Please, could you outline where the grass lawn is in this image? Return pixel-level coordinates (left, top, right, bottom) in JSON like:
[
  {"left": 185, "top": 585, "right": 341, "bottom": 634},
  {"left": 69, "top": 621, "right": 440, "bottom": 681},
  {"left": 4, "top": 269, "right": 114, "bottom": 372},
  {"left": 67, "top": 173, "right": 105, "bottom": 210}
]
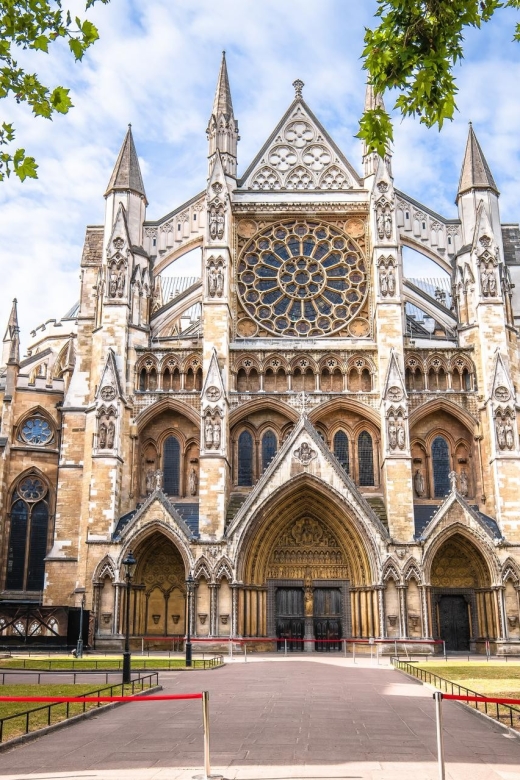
[
  {"left": 413, "top": 661, "right": 520, "bottom": 728},
  {"left": 0, "top": 682, "right": 141, "bottom": 743},
  {"left": 0, "top": 657, "right": 220, "bottom": 670}
]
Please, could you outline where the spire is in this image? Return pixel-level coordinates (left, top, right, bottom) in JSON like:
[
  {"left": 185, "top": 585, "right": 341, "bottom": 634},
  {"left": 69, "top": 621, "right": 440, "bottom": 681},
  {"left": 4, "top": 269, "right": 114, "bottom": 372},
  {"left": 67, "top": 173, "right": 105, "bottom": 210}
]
[
  {"left": 458, "top": 124, "right": 499, "bottom": 199},
  {"left": 207, "top": 52, "right": 239, "bottom": 178},
  {"left": 364, "top": 82, "right": 385, "bottom": 112},
  {"left": 211, "top": 51, "right": 234, "bottom": 119},
  {"left": 362, "top": 82, "right": 391, "bottom": 179},
  {"left": 105, "top": 125, "right": 147, "bottom": 202},
  {"left": 2, "top": 299, "right": 20, "bottom": 366}
]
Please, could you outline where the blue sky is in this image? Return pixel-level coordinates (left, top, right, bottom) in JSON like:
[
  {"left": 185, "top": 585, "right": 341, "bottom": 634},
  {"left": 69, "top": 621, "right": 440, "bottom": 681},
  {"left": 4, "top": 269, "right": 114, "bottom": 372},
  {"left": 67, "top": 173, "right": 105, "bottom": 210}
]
[{"left": 1, "top": 0, "right": 520, "bottom": 344}]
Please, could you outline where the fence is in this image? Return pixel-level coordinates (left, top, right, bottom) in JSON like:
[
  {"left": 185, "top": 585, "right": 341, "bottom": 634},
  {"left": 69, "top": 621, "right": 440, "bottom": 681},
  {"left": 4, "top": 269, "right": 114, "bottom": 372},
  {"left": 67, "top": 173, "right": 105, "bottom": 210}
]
[
  {"left": 0, "top": 671, "right": 158, "bottom": 744},
  {"left": 0, "top": 669, "right": 151, "bottom": 685},
  {"left": 0, "top": 656, "right": 223, "bottom": 671},
  {"left": 393, "top": 657, "right": 520, "bottom": 729},
  {"left": 0, "top": 687, "right": 213, "bottom": 779}
]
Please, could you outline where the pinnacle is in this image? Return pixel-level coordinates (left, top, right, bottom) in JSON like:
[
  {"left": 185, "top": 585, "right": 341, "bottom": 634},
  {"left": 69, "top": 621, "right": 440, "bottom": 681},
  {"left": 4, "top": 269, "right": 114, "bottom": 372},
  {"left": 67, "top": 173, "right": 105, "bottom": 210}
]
[
  {"left": 211, "top": 51, "right": 234, "bottom": 119},
  {"left": 364, "top": 82, "right": 385, "bottom": 112},
  {"left": 458, "top": 124, "right": 499, "bottom": 198},
  {"left": 105, "top": 125, "right": 147, "bottom": 200}
]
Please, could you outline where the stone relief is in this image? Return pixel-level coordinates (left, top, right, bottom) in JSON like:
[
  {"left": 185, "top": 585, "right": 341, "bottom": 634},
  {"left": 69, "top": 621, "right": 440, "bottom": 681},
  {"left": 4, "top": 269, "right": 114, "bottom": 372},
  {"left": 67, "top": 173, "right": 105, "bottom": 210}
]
[
  {"left": 459, "top": 469, "right": 469, "bottom": 497},
  {"left": 204, "top": 409, "right": 222, "bottom": 451},
  {"left": 207, "top": 256, "right": 225, "bottom": 298},
  {"left": 97, "top": 407, "right": 117, "bottom": 451},
  {"left": 496, "top": 411, "right": 516, "bottom": 451},
  {"left": 209, "top": 202, "right": 225, "bottom": 241},
  {"left": 293, "top": 441, "right": 317, "bottom": 465},
  {"left": 100, "top": 385, "right": 116, "bottom": 402},
  {"left": 480, "top": 261, "right": 498, "bottom": 298},
  {"left": 387, "top": 411, "right": 406, "bottom": 451},
  {"left": 378, "top": 256, "right": 396, "bottom": 298},
  {"left": 108, "top": 260, "right": 126, "bottom": 299},
  {"left": 376, "top": 198, "right": 393, "bottom": 240},
  {"left": 414, "top": 469, "right": 425, "bottom": 497},
  {"left": 188, "top": 467, "right": 198, "bottom": 496}
]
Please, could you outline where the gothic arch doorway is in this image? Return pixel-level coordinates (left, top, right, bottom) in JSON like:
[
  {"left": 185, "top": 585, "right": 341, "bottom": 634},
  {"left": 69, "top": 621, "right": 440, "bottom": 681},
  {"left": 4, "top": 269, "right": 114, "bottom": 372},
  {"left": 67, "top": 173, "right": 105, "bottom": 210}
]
[
  {"left": 126, "top": 533, "right": 187, "bottom": 637},
  {"left": 429, "top": 533, "right": 493, "bottom": 651}
]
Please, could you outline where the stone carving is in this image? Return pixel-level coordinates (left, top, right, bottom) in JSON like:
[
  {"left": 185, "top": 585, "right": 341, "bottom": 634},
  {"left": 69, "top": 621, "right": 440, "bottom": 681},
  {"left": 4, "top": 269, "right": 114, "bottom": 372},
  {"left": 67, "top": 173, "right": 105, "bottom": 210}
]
[
  {"left": 293, "top": 442, "right": 317, "bottom": 465},
  {"left": 495, "top": 386, "right": 510, "bottom": 402},
  {"left": 506, "top": 419, "right": 515, "bottom": 450},
  {"left": 99, "top": 422, "right": 107, "bottom": 449},
  {"left": 497, "top": 415, "right": 506, "bottom": 450},
  {"left": 108, "top": 262, "right": 126, "bottom": 299},
  {"left": 378, "top": 256, "right": 396, "bottom": 298},
  {"left": 388, "top": 412, "right": 406, "bottom": 451},
  {"left": 414, "top": 469, "right": 425, "bottom": 497},
  {"left": 107, "top": 421, "right": 115, "bottom": 449},
  {"left": 449, "top": 470, "right": 458, "bottom": 492},
  {"left": 204, "top": 409, "right": 222, "bottom": 451},
  {"left": 495, "top": 412, "right": 515, "bottom": 451},
  {"left": 396, "top": 418, "right": 406, "bottom": 450},
  {"left": 293, "top": 78, "right": 304, "bottom": 99},
  {"left": 204, "top": 414, "right": 214, "bottom": 449},
  {"left": 97, "top": 407, "right": 117, "bottom": 450},
  {"left": 267, "top": 517, "right": 348, "bottom": 580},
  {"left": 376, "top": 200, "right": 393, "bottom": 240},
  {"left": 387, "top": 386, "right": 403, "bottom": 402},
  {"left": 207, "top": 257, "right": 225, "bottom": 298},
  {"left": 480, "top": 262, "right": 498, "bottom": 298},
  {"left": 188, "top": 468, "right": 198, "bottom": 496},
  {"left": 209, "top": 203, "right": 225, "bottom": 241},
  {"left": 213, "top": 417, "right": 221, "bottom": 449},
  {"left": 459, "top": 469, "right": 468, "bottom": 497},
  {"left": 100, "top": 385, "right": 116, "bottom": 401},
  {"left": 145, "top": 468, "right": 156, "bottom": 494},
  {"left": 388, "top": 417, "right": 397, "bottom": 450},
  {"left": 154, "top": 470, "right": 163, "bottom": 490},
  {"left": 206, "top": 386, "right": 221, "bottom": 401}
]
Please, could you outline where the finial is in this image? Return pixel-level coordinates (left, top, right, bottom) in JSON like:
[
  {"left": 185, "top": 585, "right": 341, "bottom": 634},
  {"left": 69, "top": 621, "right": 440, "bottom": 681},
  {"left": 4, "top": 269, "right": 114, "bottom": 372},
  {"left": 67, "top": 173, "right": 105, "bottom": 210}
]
[{"left": 293, "top": 79, "right": 304, "bottom": 99}]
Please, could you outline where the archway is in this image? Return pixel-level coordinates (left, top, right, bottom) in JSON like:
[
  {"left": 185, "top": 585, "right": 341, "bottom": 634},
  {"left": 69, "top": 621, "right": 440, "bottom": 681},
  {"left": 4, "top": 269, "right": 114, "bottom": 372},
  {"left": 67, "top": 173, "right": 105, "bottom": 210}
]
[
  {"left": 126, "top": 533, "right": 187, "bottom": 638},
  {"left": 237, "top": 479, "right": 379, "bottom": 646},
  {"left": 429, "top": 533, "right": 493, "bottom": 650}
]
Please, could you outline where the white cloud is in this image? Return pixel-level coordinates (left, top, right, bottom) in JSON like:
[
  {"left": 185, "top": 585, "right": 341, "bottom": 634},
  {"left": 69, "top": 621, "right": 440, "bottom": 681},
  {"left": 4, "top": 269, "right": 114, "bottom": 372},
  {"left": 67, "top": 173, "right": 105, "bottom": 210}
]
[{"left": 1, "top": 0, "right": 519, "bottom": 345}]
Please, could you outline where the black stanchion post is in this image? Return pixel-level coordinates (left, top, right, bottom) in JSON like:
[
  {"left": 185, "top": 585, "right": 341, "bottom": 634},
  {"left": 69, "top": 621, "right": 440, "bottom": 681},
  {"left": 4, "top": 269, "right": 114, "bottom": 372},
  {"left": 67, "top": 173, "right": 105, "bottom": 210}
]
[{"left": 122, "top": 550, "right": 137, "bottom": 685}]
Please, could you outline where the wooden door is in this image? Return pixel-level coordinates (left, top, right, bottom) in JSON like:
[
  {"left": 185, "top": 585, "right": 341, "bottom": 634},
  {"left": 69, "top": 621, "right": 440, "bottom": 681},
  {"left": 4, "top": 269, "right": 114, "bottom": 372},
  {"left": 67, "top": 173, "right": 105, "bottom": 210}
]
[
  {"left": 438, "top": 595, "right": 470, "bottom": 651},
  {"left": 313, "top": 588, "right": 342, "bottom": 652},
  {"left": 275, "top": 588, "right": 304, "bottom": 652}
]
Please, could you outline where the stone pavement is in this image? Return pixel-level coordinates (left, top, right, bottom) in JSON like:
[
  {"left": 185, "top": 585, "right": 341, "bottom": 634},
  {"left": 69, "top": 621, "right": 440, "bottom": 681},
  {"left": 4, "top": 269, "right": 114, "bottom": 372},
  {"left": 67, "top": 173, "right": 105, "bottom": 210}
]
[{"left": 1, "top": 656, "right": 520, "bottom": 780}]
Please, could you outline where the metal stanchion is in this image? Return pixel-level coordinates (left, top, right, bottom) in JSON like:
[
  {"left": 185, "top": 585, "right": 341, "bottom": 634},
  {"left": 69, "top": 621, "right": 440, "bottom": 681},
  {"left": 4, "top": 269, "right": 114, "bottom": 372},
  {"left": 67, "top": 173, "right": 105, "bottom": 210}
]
[
  {"left": 142, "top": 638, "right": 144, "bottom": 656},
  {"left": 244, "top": 642, "right": 247, "bottom": 663},
  {"left": 433, "top": 691, "right": 445, "bottom": 780},
  {"left": 284, "top": 638, "right": 287, "bottom": 657},
  {"left": 202, "top": 690, "right": 211, "bottom": 780},
  {"left": 228, "top": 638, "right": 233, "bottom": 661},
  {"left": 443, "top": 640, "right": 447, "bottom": 661},
  {"left": 353, "top": 642, "right": 356, "bottom": 664},
  {"left": 344, "top": 638, "right": 347, "bottom": 657}
]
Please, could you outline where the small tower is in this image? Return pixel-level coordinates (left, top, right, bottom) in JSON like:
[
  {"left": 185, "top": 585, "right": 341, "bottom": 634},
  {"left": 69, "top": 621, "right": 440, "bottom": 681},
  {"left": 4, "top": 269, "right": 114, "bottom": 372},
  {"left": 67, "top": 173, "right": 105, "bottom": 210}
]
[
  {"left": 362, "top": 83, "right": 391, "bottom": 180},
  {"left": 457, "top": 124, "right": 501, "bottom": 247},
  {"left": 2, "top": 299, "right": 19, "bottom": 369},
  {"left": 206, "top": 52, "right": 239, "bottom": 179},
  {"left": 104, "top": 125, "right": 147, "bottom": 249}
]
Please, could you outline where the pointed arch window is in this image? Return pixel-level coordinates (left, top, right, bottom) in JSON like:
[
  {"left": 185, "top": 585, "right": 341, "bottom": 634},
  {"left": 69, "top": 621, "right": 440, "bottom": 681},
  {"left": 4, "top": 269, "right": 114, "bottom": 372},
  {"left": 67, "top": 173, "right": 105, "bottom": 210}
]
[
  {"left": 333, "top": 430, "right": 350, "bottom": 474},
  {"left": 238, "top": 430, "right": 254, "bottom": 486},
  {"left": 432, "top": 436, "right": 450, "bottom": 497},
  {"left": 358, "top": 431, "right": 374, "bottom": 486},
  {"left": 163, "top": 436, "right": 181, "bottom": 496},
  {"left": 6, "top": 476, "right": 50, "bottom": 591},
  {"left": 262, "top": 431, "right": 277, "bottom": 472}
]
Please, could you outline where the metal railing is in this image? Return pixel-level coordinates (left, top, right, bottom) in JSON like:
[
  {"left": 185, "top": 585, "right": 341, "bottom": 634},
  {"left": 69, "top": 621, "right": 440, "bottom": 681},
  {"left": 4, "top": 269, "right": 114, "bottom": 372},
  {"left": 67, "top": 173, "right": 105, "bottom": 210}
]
[
  {"left": 0, "top": 671, "right": 158, "bottom": 743},
  {"left": 0, "top": 656, "right": 223, "bottom": 671},
  {"left": 393, "top": 658, "right": 520, "bottom": 730}
]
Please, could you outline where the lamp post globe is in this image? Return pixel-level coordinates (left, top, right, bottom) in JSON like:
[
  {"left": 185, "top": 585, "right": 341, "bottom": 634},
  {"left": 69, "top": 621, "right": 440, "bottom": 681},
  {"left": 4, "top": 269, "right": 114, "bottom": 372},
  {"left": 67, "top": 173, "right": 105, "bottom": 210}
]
[
  {"left": 122, "top": 550, "right": 137, "bottom": 684},
  {"left": 185, "top": 573, "right": 194, "bottom": 667}
]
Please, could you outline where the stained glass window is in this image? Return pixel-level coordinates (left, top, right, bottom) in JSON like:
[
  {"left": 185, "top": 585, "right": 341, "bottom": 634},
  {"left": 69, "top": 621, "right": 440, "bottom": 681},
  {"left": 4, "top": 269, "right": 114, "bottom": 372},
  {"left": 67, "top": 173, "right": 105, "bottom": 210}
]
[
  {"left": 237, "top": 220, "right": 367, "bottom": 337},
  {"left": 262, "top": 431, "right": 277, "bottom": 471},
  {"left": 163, "top": 436, "right": 181, "bottom": 496},
  {"left": 432, "top": 436, "right": 450, "bottom": 497},
  {"left": 6, "top": 477, "right": 49, "bottom": 592},
  {"left": 238, "top": 430, "right": 254, "bottom": 486},
  {"left": 19, "top": 416, "right": 53, "bottom": 446},
  {"left": 333, "top": 431, "right": 350, "bottom": 474},
  {"left": 358, "top": 431, "right": 374, "bottom": 486}
]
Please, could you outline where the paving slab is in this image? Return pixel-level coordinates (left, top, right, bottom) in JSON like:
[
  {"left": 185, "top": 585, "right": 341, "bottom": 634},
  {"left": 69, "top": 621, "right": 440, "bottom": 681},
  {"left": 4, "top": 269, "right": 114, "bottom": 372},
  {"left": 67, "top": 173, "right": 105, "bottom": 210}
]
[{"left": 0, "top": 658, "right": 520, "bottom": 779}]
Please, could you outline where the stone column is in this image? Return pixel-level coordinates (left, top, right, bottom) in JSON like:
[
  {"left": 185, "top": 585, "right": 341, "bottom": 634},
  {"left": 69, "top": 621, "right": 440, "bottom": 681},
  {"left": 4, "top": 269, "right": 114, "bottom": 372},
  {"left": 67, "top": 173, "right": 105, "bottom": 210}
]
[
  {"left": 398, "top": 585, "right": 408, "bottom": 638},
  {"left": 209, "top": 583, "right": 219, "bottom": 637}
]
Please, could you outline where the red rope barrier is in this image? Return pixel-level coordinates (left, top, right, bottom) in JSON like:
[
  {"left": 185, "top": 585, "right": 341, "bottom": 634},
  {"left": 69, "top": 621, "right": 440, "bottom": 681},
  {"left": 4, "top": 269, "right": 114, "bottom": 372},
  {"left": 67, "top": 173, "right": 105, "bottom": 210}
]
[
  {"left": 0, "top": 694, "right": 203, "bottom": 703},
  {"left": 442, "top": 694, "right": 520, "bottom": 706},
  {"left": 142, "top": 636, "right": 443, "bottom": 644}
]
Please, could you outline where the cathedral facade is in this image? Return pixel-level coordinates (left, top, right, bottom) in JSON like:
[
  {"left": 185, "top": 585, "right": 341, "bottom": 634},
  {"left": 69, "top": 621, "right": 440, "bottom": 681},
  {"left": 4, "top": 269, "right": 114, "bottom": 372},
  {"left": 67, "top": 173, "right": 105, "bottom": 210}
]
[{"left": 2, "top": 55, "right": 520, "bottom": 652}]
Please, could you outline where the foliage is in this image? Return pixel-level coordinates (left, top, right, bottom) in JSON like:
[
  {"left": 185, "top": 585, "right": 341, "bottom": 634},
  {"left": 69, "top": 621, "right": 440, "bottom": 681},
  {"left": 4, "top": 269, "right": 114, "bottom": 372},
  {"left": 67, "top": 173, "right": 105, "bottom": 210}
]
[
  {"left": 0, "top": 0, "right": 109, "bottom": 182},
  {"left": 359, "top": 0, "right": 520, "bottom": 156}
]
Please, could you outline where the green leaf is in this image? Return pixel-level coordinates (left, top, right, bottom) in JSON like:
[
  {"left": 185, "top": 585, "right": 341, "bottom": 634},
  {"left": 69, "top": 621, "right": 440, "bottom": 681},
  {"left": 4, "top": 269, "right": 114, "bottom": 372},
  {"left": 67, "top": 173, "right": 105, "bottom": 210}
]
[
  {"left": 32, "top": 35, "right": 50, "bottom": 53},
  {"left": 69, "top": 38, "right": 84, "bottom": 60},
  {"left": 50, "top": 86, "right": 73, "bottom": 114},
  {"left": 13, "top": 150, "right": 38, "bottom": 181}
]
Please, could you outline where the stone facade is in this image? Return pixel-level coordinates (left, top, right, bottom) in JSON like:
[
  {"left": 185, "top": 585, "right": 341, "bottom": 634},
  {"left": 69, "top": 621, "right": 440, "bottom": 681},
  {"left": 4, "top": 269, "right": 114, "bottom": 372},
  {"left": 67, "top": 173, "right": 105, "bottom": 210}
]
[{"left": 2, "top": 57, "right": 520, "bottom": 652}]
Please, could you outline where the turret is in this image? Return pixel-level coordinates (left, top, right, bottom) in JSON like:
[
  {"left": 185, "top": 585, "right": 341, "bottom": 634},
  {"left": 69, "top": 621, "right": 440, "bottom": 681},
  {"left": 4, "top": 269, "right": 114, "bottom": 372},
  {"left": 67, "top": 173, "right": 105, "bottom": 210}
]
[
  {"left": 206, "top": 52, "right": 239, "bottom": 179},
  {"left": 2, "top": 299, "right": 20, "bottom": 368},
  {"left": 457, "top": 124, "right": 501, "bottom": 247},
  {"left": 104, "top": 125, "right": 147, "bottom": 249}
]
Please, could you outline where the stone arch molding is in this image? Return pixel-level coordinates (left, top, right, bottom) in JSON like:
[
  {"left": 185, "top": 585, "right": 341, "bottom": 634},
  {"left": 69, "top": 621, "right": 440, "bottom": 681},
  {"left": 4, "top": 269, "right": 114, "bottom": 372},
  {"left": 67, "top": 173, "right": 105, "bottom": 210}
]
[
  {"left": 93, "top": 555, "right": 117, "bottom": 584},
  {"left": 422, "top": 522, "right": 501, "bottom": 587},
  {"left": 117, "top": 514, "right": 194, "bottom": 577}
]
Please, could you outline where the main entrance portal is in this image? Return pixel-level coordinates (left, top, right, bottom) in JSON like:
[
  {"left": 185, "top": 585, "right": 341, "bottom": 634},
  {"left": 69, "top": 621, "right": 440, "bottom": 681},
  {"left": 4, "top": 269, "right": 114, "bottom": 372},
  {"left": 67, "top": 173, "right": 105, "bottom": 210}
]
[{"left": 275, "top": 585, "right": 343, "bottom": 652}]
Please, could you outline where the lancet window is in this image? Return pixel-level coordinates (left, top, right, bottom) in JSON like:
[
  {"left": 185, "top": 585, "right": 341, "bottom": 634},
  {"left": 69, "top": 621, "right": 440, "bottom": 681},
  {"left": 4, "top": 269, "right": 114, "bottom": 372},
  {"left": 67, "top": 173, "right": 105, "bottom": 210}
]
[
  {"left": 238, "top": 431, "right": 254, "bottom": 487},
  {"left": 432, "top": 436, "right": 451, "bottom": 497},
  {"left": 5, "top": 476, "right": 50, "bottom": 592},
  {"left": 163, "top": 436, "right": 181, "bottom": 496},
  {"left": 333, "top": 430, "right": 350, "bottom": 474},
  {"left": 262, "top": 431, "right": 278, "bottom": 471},
  {"left": 358, "top": 431, "right": 375, "bottom": 486}
]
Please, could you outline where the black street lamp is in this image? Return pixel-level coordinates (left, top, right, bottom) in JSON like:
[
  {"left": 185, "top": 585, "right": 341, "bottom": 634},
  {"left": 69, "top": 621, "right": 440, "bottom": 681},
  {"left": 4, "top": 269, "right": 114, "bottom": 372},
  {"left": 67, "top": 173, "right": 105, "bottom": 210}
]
[
  {"left": 185, "top": 573, "right": 194, "bottom": 667},
  {"left": 122, "top": 550, "right": 137, "bottom": 684}
]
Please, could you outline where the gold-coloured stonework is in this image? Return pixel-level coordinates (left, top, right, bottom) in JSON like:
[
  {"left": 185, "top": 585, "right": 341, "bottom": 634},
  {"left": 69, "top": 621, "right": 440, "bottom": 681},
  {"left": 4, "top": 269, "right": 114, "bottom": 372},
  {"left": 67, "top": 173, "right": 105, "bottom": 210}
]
[{"left": 266, "top": 517, "right": 349, "bottom": 580}]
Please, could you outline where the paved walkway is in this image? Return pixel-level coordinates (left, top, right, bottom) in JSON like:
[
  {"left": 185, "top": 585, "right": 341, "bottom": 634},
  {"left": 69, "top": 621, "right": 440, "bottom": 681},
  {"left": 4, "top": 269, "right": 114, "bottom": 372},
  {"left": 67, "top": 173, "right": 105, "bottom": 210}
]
[{"left": 1, "top": 657, "right": 520, "bottom": 780}]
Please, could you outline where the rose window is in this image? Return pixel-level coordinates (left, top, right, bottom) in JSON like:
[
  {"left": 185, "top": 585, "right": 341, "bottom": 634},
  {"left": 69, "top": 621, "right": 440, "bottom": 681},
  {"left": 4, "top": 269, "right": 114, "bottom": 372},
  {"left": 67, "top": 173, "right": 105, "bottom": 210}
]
[
  {"left": 19, "top": 416, "right": 53, "bottom": 446},
  {"left": 237, "top": 220, "right": 368, "bottom": 337}
]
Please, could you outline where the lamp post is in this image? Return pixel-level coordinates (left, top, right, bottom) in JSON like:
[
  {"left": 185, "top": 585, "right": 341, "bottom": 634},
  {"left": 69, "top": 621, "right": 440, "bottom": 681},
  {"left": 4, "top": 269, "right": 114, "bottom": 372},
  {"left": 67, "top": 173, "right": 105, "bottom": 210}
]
[
  {"left": 122, "top": 550, "right": 136, "bottom": 684},
  {"left": 76, "top": 594, "right": 85, "bottom": 658},
  {"left": 185, "top": 573, "right": 194, "bottom": 667}
]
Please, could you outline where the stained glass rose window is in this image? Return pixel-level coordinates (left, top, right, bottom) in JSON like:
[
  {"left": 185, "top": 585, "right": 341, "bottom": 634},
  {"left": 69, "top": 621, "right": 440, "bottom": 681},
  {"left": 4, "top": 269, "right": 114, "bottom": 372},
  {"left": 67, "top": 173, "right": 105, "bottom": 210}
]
[
  {"left": 19, "top": 416, "right": 53, "bottom": 446},
  {"left": 237, "top": 220, "right": 367, "bottom": 337}
]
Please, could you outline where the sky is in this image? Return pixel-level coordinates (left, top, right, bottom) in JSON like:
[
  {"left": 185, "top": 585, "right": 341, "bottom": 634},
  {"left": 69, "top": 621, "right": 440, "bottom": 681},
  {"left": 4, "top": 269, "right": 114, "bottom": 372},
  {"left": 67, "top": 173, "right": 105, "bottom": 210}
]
[{"left": 1, "top": 0, "right": 520, "bottom": 347}]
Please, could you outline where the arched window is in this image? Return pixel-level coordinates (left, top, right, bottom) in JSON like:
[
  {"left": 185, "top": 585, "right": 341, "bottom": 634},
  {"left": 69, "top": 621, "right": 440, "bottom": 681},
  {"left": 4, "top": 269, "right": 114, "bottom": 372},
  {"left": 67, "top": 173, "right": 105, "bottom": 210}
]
[
  {"left": 432, "top": 436, "right": 450, "bottom": 497},
  {"left": 358, "top": 432, "right": 375, "bottom": 486},
  {"left": 238, "top": 430, "right": 253, "bottom": 486},
  {"left": 139, "top": 368, "right": 146, "bottom": 391},
  {"left": 360, "top": 368, "right": 371, "bottom": 391},
  {"left": 262, "top": 431, "right": 277, "bottom": 471},
  {"left": 237, "top": 368, "right": 247, "bottom": 392},
  {"left": 185, "top": 368, "right": 195, "bottom": 391},
  {"left": 6, "top": 476, "right": 50, "bottom": 592},
  {"left": 148, "top": 368, "right": 157, "bottom": 391},
  {"left": 163, "top": 436, "right": 181, "bottom": 496},
  {"left": 195, "top": 368, "right": 203, "bottom": 391},
  {"left": 333, "top": 431, "right": 350, "bottom": 474}
]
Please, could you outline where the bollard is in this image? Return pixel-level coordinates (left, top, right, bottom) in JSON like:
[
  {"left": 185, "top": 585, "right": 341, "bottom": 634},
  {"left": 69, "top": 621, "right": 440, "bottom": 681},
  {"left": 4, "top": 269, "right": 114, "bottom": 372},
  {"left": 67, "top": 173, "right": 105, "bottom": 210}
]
[
  {"left": 202, "top": 690, "right": 211, "bottom": 780},
  {"left": 284, "top": 638, "right": 287, "bottom": 657},
  {"left": 244, "top": 642, "right": 247, "bottom": 663},
  {"left": 344, "top": 638, "right": 347, "bottom": 657},
  {"left": 353, "top": 643, "right": 356, "bottom": 664},
  {"left": 433, "top": 691, "right": 445, "bottom": 780}
]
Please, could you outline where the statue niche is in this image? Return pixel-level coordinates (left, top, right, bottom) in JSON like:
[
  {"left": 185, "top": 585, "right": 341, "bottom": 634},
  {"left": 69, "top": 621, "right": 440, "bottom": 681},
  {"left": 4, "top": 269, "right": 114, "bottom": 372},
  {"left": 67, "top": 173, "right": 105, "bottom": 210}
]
[
  {"left": 267, "top": 517, "right": 348, "bottom": 580},
  {"left": 97, "top": 406, "right": 117, "bottom": 451}
]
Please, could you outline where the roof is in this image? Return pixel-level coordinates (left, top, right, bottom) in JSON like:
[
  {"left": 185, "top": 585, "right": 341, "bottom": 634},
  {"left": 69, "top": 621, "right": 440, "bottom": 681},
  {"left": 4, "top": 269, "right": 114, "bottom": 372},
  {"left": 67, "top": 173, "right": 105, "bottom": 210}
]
[
  {"left": 105, "top": 126, "right": 147, "bottom": 200},
  {"left": 458, "top": 125, "right": 499, "bottom": 198},
  {"left": 502, "top": 225, "right": 520, "bottom": 265}
]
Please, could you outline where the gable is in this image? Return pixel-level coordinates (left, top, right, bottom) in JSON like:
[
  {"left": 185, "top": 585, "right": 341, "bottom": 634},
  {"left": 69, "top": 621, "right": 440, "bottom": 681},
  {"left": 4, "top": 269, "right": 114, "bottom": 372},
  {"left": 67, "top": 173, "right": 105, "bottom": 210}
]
[{"left": 239, "top": 99, "right": 362, "bottom": 192}]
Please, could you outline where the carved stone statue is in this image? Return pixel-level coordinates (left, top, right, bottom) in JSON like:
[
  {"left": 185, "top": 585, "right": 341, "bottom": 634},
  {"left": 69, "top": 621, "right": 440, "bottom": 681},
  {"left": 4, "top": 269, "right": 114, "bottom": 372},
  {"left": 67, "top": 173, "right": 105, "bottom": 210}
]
[
  {"left": 109, "top": 272, "right": 118, "bottom": 298},
  {"left": 414, "top": 469, "right": 425, "bottom": 497},
  {"left": 459, "top": 469, "right": 468, "bottom": 497},
  {"left": 505, "top": 419, "right": 515, "bottom": 450},
  {"left": 396, "top": 418, "right": 406, "bottom": 450},
  {"left": 212, "top": 417, "right": 221, "bottom": 449},
  {"left": 481, "top": 264, "right": 490, "bottom": 297},
  {"left": 145, "top": 468, "right": 155, "bottom": 494},
  {"left": 209, "top": 209, "right": 218, "bottom": 240},
  {"left": 379, "top": 267, "right": 388, "bottom": 297},
  {"left": 497, "top": 417, "right": 506, "bottom": 450},
  {"left": 154, "top": 470, "right": 163, "bottom": 490},
  {"left": 376, "top": 207, "right": 385, "bottom": 240},
  {"left": 208, "top": 265, "right": 217, "bottom": 297},
  {"left": 188, "top": 467, "right": 198, "bottom": 496},
  {"left": 449, "top": 470, "right": 458, "bottom": 493},
  {"left": 387, "top": 266, "right": 396, "bottom": 296},
  {"left": 216, "top": 210, "right": 225, "bottom": 240},
  {"left": 204, "top": 415, "right": 214, "bottom": 448},
  {"left": 388, "top": 418, "right": 397, "bottom": 450},
  {"left": 216, "top": 265, "right": 224, "bottom": 297},
  {"left": 304, "top": 586, "right": 314, "bottom": 617},
  {"left": 116, "top": 270, "right": 125, "bottom": 298},
  {"left": 99, "top": 422, "right": 107, "bottom": 449},
  {"left": 106, "top": 420, "right": 115, "bottom": 449},
  {"left": 384, "top": 208, "right": 392, "bottom": 239},
  {"left": 488, "top": 267, "right": 497, "bottom": 297}
]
